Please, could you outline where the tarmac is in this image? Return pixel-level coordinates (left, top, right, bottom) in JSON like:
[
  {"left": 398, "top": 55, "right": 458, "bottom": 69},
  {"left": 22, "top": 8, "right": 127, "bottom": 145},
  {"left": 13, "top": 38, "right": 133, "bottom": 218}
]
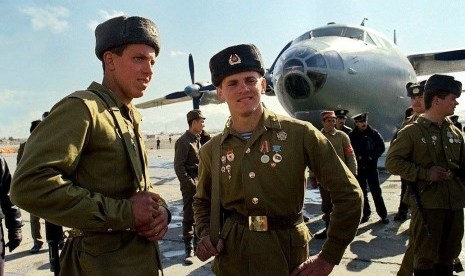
[{"left": 2, "top": 148, "right": 465, "bottom": 275}]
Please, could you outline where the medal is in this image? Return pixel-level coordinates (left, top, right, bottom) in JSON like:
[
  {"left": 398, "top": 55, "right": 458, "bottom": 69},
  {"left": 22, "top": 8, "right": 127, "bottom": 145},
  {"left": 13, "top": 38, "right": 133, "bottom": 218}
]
[
  {"left": 260, "top": 140, "right": 271, "bottom": 164},
  {"left": 225, "top": 164, "right": 231, "bottom": 179},
  {"left": 221, "top": 155, "right": 227, "bottom": 164},
  {"left": 272, "top": 145, "right": 282, "bottom": 163},
  {"left": 450, "top": 138, "right": 454, "bottom": 143},
  {"left": 261, "top": 155, "right": 270, "bottom": 163},
  {"left": 276, "top": 130, "right": 287, "bottom": 141},
  {"left": 226, "top": 150, "right": 235, "bottom": 162}
]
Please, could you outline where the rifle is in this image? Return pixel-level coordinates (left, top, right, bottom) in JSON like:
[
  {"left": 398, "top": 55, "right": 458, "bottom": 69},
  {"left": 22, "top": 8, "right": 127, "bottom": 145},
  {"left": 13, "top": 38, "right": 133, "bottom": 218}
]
[
  {"left": 45, "top": 221, "right": 63, "bottom": 276},
  {"left": 405, "top": 180, "right": 432, "bottom": 237}
]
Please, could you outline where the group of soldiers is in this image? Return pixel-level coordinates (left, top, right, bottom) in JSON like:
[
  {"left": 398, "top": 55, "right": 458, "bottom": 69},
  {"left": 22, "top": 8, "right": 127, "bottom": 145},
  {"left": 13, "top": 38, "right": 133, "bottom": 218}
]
[{"left": 1, "top": 13, "right": 464, "bottom": 276}]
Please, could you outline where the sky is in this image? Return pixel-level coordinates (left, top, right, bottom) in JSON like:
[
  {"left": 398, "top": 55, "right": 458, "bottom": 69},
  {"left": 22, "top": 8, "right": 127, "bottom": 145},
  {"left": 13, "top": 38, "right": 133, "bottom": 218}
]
[{"left": 2, "top": 0, "right": 465, "bottom": 138}]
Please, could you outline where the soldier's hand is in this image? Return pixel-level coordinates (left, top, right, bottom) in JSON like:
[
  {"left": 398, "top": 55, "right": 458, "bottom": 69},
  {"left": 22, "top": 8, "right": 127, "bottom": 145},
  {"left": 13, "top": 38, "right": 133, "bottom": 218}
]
[
  {"left": 6, "top": 229, "right": 22, "bottom": 252},
  {"left": 429, "top": 166, "right": 448, "bottom": 181},
  {"left": 196, "top": 235, "right": 224, "bottom": 261},
  {"left": 130, "top": 191, "right": 160, "bottom": 228},
  {"left": 136, "top": 206, "right": 169, "bottom": 241},
  {"left": 290, "top": 254, "right": 334, "bottom": 276}
]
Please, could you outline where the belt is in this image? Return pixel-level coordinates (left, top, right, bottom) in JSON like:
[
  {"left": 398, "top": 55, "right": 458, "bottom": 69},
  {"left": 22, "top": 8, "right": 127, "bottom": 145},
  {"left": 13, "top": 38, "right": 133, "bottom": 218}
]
[
  {"left": 225, "top": 211, "right": 303, "bottom": 231},
  {"left": 65, "top": 228, "right": 135, "bottom": 238}
]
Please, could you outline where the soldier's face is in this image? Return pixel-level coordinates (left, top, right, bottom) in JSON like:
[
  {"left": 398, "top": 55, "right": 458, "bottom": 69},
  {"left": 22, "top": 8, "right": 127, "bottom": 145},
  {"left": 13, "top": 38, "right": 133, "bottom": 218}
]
[
  {"left": 192, "top": 118, "right": 205, "bottom": 134},
  {"left": 410, "top": 94, "right": 425, "bottom": 114},
  {"left": 217, "top": 71, "right": 265, "bottom": 118},
  {"left": 336, "top": 117, "right": 346, "bottom": 128},
  {"left": 105, "top": 44, "right": 156, "bottom": 104},
  {"left": 437, "top": 94, "right": 459, "bottom": 116},
  {"left": 355, "top": 120, "right": 367, "bottom": 130},
  {"left": 323, "top": 118, "right": 336, "bottom": 131}
]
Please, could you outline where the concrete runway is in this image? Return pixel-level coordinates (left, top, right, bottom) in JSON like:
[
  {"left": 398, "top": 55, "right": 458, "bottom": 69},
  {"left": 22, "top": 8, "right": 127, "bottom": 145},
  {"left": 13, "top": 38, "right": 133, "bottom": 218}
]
[{"left": 2, "top": 149, "right": 464, "bottom": 275}]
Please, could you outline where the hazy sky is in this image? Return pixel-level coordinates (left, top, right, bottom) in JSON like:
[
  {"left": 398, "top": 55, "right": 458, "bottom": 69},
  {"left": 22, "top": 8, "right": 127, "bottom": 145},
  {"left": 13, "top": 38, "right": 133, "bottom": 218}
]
[{"left": 2, "top": 0, "right": 465, "bottom": 138}]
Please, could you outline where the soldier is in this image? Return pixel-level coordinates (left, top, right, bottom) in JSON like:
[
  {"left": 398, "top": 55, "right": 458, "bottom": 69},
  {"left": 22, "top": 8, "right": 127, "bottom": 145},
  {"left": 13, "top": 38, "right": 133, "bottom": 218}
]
[
  {"left": 193, "top": 44, "right": 363, "bottom": 275},
  {"left": 11, "top": 16, "right": 170, "bottom": 275},
  {"left": 349, "top": 112, "right": 389, "bottom": 224},
  {"left": 174, "top": 109, "right": 205, "bottom": 265},
  {"left": 334, "top": 109, "right": 352, "bottom": 134},
  {"left": 394, "top": 81, "right": 426, "bottom": 222},
  {"left": 312, "top": 111, "right": 357, "bottom": 239},
  {"left": 386, "top": 74, "right": 464, "bottom": 275},
  {"left": 0, "top": 156, "right": 23, "bottom": 276}
]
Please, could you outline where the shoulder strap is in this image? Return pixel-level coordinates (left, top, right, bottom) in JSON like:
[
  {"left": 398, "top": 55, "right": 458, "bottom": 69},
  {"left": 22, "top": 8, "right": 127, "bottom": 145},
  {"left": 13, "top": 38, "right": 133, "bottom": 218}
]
[
  {"left": 88, "top": 90, "right": 147, "bottom": 190},
  {"left": 209, "top": 135, "right": 222, "bottom": 246}
]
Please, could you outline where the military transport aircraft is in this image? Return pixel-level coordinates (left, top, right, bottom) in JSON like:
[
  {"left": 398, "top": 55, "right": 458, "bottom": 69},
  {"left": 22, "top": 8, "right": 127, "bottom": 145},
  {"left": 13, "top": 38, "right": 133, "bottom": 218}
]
[{"left": 135, "top": 22, "right": 465, "bottom": 138}]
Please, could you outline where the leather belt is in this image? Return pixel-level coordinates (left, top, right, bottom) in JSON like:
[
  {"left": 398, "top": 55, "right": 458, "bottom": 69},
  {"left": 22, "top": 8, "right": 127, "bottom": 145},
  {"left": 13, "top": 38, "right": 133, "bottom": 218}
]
[{"left": 225, "top": 211, "right": 303, "bottom": 231}]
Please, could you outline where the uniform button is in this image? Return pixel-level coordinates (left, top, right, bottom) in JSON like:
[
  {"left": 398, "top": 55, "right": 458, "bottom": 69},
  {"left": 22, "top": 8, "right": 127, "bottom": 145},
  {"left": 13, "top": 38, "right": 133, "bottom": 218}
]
[
  {"left": 245, "top": 148, "right": 251, "bottom": 153},
  {"left": 249, "top": 172, "right": 256, "bottom": 178},
  {"left": 107, "top": 228, "right": 113, "bottom": 232},
  {"left": 252, "top": 197, "right": 259, "bottom": 204}
]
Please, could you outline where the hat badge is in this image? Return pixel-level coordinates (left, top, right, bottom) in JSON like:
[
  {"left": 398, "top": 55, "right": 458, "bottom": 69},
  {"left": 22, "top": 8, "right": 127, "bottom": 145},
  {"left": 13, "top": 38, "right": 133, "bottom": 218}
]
[
  {"left": 413, "top": 88, "right": 419, "bottom": 95},
  {"left": 229, "top": 54, "right": 241, "bottom": 65},
  {"left": 148, "top": 25, "right": 158, "bottom": 37}
]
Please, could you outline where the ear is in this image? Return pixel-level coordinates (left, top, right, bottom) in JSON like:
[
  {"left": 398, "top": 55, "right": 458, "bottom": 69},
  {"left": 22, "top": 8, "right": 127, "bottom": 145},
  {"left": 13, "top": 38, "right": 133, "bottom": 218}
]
[
  {"left": 217, "top": 86, "right": 225, "bottom": 101},
  {"left": 261, "top": 77, "right": 266, "bottom": 94},
  {"left": 102, "top": 51, "right": 115, "bottom": 71}
]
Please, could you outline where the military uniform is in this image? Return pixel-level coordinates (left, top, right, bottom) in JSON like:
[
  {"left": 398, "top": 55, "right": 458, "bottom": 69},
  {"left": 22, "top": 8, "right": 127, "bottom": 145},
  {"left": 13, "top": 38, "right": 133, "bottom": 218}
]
[
  {"left": 194, "top": 109, "right": 362, "bottom": 275},
  {"left": 174, "top": 130, "right": 201, "bottom": 253},
  {"left": 349, "top": 122, "right": 388, "bottom": 221},
  {"left": 386, "top": 115, "right": 465, "bottom": 269},
  {"left": 11, "top": 82, "right": 168, "bottom": 275}
]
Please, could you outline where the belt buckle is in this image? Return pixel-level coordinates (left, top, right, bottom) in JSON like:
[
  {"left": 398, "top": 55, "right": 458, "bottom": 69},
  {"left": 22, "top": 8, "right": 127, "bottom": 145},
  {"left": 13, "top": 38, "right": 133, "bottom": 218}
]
[
  {"left": 248, "top": 216, "right": 268, "bottom": 231},
  {"left": 446, "top": 170, "right": 453, "bottom": 180},
  {"left": 65, "top": 229, "right": 84, "bottom": 238}
]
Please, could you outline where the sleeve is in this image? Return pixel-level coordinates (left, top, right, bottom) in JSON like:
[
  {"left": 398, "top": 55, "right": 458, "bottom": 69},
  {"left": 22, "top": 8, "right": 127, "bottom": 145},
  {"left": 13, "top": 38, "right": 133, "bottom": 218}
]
[
  {"left": 342, "top": 134, "right": 357, "bottom": 175},
  {"left": 193, "top": 142, "right": 214, "bottom": 239},
  {"left": 0, "top": 157, "right": 23, "bottom": 231},
  {"left": 304, "top": 125, "right": 363, "bottom": 265},
  {"left": 373, "top": 130, "right": 386, "bottom": 158},
  {"left": 10, "top": 97, "right": 135, "bottom": 231},
  {"left": 174, "top": 138, "right": 195, "bottom": 185},
  {"left": 385, "top": 128, "right": 430, "bottom": 183}
]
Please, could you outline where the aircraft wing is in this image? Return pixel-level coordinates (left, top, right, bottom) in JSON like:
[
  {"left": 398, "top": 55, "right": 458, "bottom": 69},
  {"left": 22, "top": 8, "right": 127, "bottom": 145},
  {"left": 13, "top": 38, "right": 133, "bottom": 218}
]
[
  {"left": 135, "top": 93, "right": 191, "bottom": 109},
  {"left": 407, "top": 49, "right": 465, "bottom": 76}
]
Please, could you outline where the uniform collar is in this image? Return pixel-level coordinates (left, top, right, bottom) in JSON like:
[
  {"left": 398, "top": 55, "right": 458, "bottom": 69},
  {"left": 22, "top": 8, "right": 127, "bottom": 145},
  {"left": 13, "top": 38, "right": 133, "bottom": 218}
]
[
  {"left": 88, "top": 81, "right": 142, "bottom": 122},
  {"left": 321, "top": 128, "right": 337, "bottom": 135},
  {"left": 220, "top": 108, "right": 282, "bottom": 144},
  {"left": 417, "top": 115, "right": 452, "bottom": 128}
]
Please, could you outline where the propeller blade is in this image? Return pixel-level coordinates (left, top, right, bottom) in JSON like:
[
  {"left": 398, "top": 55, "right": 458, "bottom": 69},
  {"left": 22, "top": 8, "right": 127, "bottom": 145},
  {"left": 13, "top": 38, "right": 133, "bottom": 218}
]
[
  {"left": 189, "top": 54, "right": 195, "bottom": 84},
  {"left": 166, "top": 91, "right": 187, "bottom": 100},
  {"left": 193, "top": 97, "right": 200, "bottom": 109}
]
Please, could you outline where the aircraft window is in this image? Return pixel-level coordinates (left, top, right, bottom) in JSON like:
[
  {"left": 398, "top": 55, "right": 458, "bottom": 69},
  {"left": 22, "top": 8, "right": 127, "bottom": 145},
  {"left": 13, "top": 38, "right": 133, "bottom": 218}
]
[
  {"left": 344, "top": 28, "right": 364, "bottom": 41},
  {"left": 364, "top": 33, "right": 376, "bottom": 45},
  {"left": 324, "top": 51, "right": 344, "bottom": 70},
  {"left": 305, "top": 54, "right": 326, "bottom": 68},
  {"left": 311, "top": 27, "right": 344, "bottom": 37}
]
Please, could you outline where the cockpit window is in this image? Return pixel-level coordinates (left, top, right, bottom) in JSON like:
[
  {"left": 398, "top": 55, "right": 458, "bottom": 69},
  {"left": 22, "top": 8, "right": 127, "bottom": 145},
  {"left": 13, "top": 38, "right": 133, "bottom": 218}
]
[
  {"left": 305, "top": 54, "right": 326, "bottom": 68},
  {"left": 310, "top": 26, "right": 376, "bottom": 46}
]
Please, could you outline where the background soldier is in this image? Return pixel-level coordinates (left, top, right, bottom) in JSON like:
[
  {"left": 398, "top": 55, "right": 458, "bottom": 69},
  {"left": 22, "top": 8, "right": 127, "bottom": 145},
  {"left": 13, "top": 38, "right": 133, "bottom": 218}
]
[
  {"left": 386, "top": 74, "right": 464, "bottom": 275},
  {"left": 313, "top": 111, "right": 357, "bottom": 239},
  {"left": 349, "top": 112, "right": 389, "bottom": 224},
  {"left": 334, "top": 109, "right": 352, "bottom": 134},
  {"left": 174, "top": 109, "right": 205, "bottom": 265}
]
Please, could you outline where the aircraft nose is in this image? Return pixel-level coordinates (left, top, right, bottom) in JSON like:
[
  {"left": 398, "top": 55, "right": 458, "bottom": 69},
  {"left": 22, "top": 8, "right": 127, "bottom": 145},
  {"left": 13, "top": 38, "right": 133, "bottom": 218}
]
[{"left": 272, "top": 43, "right": 330, "bottom": 99}]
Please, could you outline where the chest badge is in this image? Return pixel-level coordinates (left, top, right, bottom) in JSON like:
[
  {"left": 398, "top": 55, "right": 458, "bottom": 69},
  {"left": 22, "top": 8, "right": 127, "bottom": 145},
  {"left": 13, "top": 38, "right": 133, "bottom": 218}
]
[
  {"left": 276, "top": 130, "right": 287, "bottom": 141},
  {"left": 259, "top": 140, "right": 271, "bottom": 164},
  {"left": 272, "top": 145, "right": 282, "bottom": 163}
]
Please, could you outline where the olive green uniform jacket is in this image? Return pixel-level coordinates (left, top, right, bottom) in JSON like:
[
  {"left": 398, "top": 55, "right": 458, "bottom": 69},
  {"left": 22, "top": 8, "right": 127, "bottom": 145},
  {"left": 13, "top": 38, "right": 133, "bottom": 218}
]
[
  {"left": 193, "top": 109, "right": 363, "bottom": 275},
  {"left": 386, "top": 115, "right": 465, "bottom": 209},
  {"left": 11, "top": 82, "right": 168, "bottom": 276},
  {"left": 321, "top": 129, "right": 357, "bottom": 175}
]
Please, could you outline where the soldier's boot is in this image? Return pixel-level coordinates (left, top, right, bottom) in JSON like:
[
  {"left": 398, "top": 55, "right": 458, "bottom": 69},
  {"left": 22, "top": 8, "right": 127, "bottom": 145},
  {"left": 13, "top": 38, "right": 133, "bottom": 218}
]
[
  {"left": 184, "top": 240, "right": 194, "bottom": 265},
  {"left": 394, "top": 210, "right": 408, "bottom": 221},
  {"left": 413, "top": 269, "right": 433, "bottom": 276},
  {"left": 433, "top": 264, "right": 453, "bottom": 276}
]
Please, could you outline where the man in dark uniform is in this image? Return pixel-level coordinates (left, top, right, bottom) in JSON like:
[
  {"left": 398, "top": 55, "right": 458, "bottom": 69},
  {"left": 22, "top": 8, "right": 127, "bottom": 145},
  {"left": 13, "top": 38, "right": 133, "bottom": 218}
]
[
  {"left": 11, "top": 16, "right": 170, "bottom": 275},
  {"left": 349, "top": 112, "right": 389, "bottom": 224},
  {"left": 174, "top": 109, "right": 205, "bottom": 265},
  {"left": 193, "top": 44, "right": 363, "bottom": 275},
  {"left": 0, "top": 156, "right": 23, "bottom": 275},
  {"left": 386, "top": 74, "right": 464, "bottom": 275},
  {"left": 335, "top": 109, "right": 352, "bottom": 134}
]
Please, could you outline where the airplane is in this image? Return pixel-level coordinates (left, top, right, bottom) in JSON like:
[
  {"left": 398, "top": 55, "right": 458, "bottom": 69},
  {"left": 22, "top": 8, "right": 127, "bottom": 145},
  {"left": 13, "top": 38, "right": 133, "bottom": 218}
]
[{"left": 135, "top": 21, "right": 465, "bottom": 138}]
